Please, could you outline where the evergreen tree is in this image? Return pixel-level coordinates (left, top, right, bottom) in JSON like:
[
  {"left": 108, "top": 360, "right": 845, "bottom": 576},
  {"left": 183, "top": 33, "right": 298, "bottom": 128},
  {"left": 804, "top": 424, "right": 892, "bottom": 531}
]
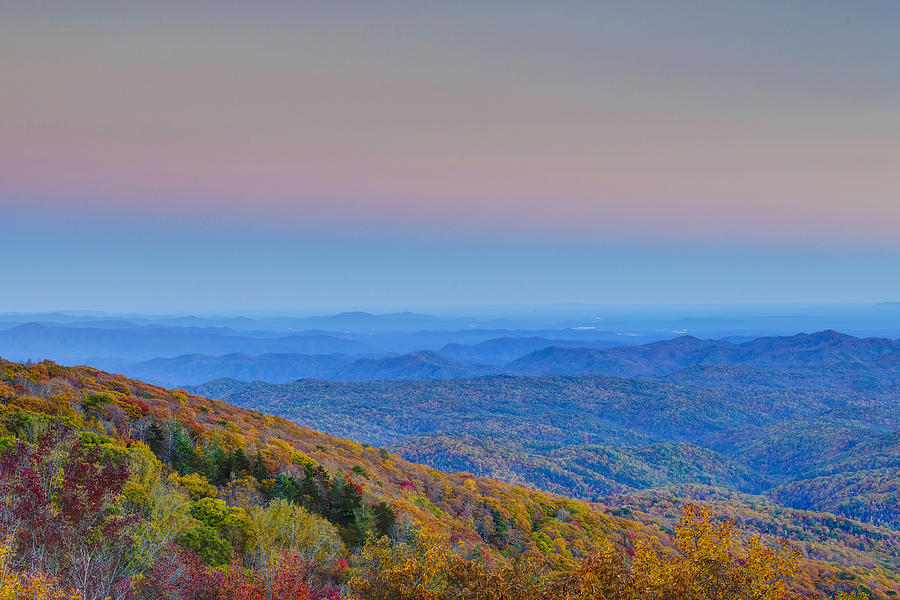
[
  {"left": 371, "top": 501, "right": 398, "bottom": 540},
  {"left": 299, "top": 464, "right": 332, "bottom": 513},
  {"left": 271, "top": 473, "right": 301, "bottom": 504},
  {"left": 200, "top": 439, "right": 228, "bottom": 485},
  {"left": 250, "top": 449, "right": 271, "bottom": 482},
  {"left": 171, "top": 421, "right": 196, "bottom": 475},
  {"left": 145, "top": 421, "right": 165, "bottom": 459},
  {"left": 229, "top": 447, "right": 251, "bottom": 474}
]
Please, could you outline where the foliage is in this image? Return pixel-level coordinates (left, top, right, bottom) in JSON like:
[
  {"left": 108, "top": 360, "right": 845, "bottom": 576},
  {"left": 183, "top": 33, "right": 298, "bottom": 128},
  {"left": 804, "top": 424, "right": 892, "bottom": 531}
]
[
  {"left": 192, "top": 370, "right": 900, "bottom": 512},
  {"left": 550, "top": 505, "right": 800, "bottom": 599},
  {"left": 0, "top": 358, "right": 897, "bottom": 598},
  {"left": 0, "top": 428, "right": 136, "bottom": 600},
  {"left": 245, "top": 499, "right": 345, "bottom": 569},
  {"left": 348, "top": 507, "right": 805, "bottom": 600},
  {"left": 0, "top": 536, "right": 78, "bottom": 600},
  {"left": 347, "top": 531, "right": 543, "bottom": 600}
]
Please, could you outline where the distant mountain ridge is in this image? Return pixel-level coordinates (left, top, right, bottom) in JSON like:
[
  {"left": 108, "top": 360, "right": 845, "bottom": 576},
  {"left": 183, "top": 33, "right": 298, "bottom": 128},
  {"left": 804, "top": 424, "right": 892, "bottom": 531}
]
[
  {"left": 122, "top": 352, "right": 356, "bottom": 386},
  {"left": 118, "top": 350, "right": 494, "bottom": 386},
  {"left": 507, "top": 330, "right": 900, "bottom": 378},
  {"left": 112, "top": 330, "right": 900, "bottom": 387},
  {"left": 439, "top": 336, "right": 621, "bottom": 365},
  {"left": 4, "top": 324, "right": 899, "bottom": 387},
  {"left": 330, "top": 350, "right": 492, "bottom": 381},
  {"left": 0, "top": 322, "right": 372, "bottom": 363},
  {"left": 0, "top": 318, "right": 635, "bottom": 367}
]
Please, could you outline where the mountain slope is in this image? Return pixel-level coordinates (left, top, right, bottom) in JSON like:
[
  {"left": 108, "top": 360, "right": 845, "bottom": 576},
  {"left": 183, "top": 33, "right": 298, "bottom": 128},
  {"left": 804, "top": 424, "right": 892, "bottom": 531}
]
[
  {"left": 2, "top": 358, "right": 898, "bottom": 597},
  {"left": 768, "top": 469, "right": 900, "bottom": 529},
  {"left": 331, "top": 350, "right": 494, "bottom": 381},
  {"left": 189, "top": 370, "right": 900, "bottom": 531},
  {"left": 393, "top": 435, "right": 767, "bottom": 497},
  {"left": 188, "top": 374, "right": 804, "bottom": 448},
  {"left": 607, "top": 485, "right": 900, "bottom": 580},
  {"left": 0, "top": 358, "right": 631, "bottom": 571}
]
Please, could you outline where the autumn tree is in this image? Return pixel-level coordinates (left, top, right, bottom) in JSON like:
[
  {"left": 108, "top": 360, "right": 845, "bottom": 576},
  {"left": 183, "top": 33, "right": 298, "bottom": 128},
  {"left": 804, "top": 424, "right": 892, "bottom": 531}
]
[
  {"left": 347, "top": 531, "right": 543, "bottom": 600},
  {"left": 550, "top": 504, "right": 800, "bottom": 600},
  {"left": 0, "top": 535, "right": 78, "bottom": 600},
  {"left": 135, "top": 547, "right": 221, "bottom": 600},
  {"left": 0, "top": 428, "right": 140, "bottom": 600}
]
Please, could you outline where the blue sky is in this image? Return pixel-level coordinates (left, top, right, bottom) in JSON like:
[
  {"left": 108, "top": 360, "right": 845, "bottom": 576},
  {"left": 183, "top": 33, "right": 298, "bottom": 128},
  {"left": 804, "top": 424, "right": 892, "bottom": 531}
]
[
  {"left": 2, "top": 2, "right": 899, "bottom": 311},
  {"left": 4, "top": 207, "right": 899, "bottom": 312}
]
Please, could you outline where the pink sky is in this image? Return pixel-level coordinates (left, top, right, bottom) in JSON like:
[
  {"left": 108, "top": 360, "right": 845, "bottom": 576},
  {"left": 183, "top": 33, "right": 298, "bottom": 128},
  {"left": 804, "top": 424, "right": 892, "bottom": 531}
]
[{"left": 2, "top": 4, "right": 898, "bottom": 245}]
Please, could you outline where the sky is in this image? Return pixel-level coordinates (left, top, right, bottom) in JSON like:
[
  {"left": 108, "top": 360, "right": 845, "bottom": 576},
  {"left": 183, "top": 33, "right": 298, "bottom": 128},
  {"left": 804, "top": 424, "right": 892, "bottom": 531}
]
[{"left": 2, "top": 2, "right": 899, "bottom": 312}]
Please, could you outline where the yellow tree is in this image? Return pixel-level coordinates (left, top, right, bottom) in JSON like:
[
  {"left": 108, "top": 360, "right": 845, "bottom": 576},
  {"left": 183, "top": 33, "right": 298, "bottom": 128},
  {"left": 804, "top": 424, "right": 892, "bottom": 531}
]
[
  {"left": 347, "top": 532, "right": 454, "bottom": 600},
  {"left": 665, "top": 505, "right": 799, "bottom": 600},
  {"left": 552, "top": 505, "right": 800, "bottom": 600},
  {"left": 347, "top": 532, "right": 543, "bottom": 600}
]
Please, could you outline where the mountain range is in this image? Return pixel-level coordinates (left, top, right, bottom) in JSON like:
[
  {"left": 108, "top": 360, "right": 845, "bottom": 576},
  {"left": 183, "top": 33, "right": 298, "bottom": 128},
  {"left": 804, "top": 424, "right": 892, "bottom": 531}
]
[
  {"left": 506, "top": 330, "right": 900, "bottom": 377},
  {"left": 188, "top": 331, "right": 900, "bottom": 533},
  {"left": 136, "top": 330, "right": 900, "bottom": 386},
  {"left": 2, "top": 356, "right": 898, "bottom": 597}
]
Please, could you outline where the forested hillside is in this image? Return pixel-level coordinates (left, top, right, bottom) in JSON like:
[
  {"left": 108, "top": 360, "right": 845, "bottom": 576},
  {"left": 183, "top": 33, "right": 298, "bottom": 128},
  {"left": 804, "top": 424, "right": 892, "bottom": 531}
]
[
  {"left": 1, "top": 358, "right": 896, "bottom": 598},
  {"left": 191, "top": 367, "right": 900, "bottom": 531}
]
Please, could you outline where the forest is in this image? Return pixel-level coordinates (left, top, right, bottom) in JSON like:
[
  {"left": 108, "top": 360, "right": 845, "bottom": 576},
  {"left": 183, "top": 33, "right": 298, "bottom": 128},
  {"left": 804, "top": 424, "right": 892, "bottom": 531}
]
[
  {"left": 0, "top": 358, "right": 896, "bottom": 598},
  {"left": 192, "top": 365, "right": 900, "bottom": 530}
]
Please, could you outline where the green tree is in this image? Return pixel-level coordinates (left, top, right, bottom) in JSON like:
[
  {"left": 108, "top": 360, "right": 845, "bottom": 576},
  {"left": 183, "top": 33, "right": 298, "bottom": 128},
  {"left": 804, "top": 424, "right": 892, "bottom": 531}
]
[{"left": 176, "top": 524, "right": 232, "bottom": 567}]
